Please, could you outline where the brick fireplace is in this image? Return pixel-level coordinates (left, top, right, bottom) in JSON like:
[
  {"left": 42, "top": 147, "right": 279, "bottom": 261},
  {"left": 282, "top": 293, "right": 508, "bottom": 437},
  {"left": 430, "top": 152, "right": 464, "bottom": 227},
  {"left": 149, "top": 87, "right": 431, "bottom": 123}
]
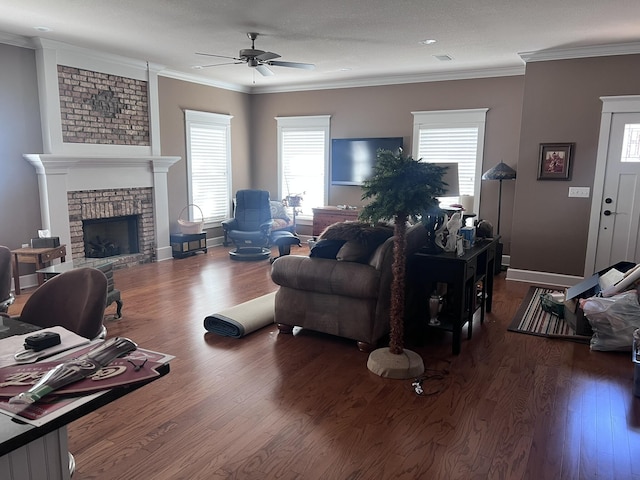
[
  {"left": 24, "top": 40, "right": 180, "bottom": 263},
  {"left": 68, "top": 187, "right": 154, "bottom": 265},
  {"left": 24, "top": 154, "right": 180, "bottom": 263}
]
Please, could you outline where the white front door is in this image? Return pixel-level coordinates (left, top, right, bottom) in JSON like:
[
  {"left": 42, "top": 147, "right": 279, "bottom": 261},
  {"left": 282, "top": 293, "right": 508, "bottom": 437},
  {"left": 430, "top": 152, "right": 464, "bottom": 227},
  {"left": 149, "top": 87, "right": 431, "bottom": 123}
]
[{"left": 586, "top": 96, "right": 640, "bottom": 275}]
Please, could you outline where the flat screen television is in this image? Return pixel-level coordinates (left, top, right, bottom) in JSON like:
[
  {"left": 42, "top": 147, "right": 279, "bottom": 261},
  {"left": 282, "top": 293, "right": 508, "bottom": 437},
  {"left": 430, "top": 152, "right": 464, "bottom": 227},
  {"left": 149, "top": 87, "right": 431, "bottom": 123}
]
[{"left": 331, "top": 137, "right": 403, "bottom": 186}]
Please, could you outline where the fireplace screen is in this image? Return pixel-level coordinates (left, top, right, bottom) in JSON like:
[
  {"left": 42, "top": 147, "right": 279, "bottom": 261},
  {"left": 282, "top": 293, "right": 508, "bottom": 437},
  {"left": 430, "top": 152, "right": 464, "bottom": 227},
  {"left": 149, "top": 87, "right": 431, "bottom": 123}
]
[{"left": 83, "top": 215, "right": 140, "bottom": 258}]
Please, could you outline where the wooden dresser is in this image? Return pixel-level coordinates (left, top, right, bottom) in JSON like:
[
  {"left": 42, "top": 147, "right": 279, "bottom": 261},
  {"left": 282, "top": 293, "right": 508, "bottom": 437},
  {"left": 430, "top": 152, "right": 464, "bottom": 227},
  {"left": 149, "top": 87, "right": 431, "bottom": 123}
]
[{"left": 312, "top": 206, "right": 360, "bottom": 237}]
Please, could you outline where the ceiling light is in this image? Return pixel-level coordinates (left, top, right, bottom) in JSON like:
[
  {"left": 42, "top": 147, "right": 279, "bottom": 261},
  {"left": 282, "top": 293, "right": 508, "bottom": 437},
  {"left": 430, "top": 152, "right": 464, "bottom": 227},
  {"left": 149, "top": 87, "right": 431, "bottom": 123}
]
[
  {"left": 191, "top": 65, "right": 203, "bottom": 70},
  {"left": 434, "top": 54, "right": 453, "bottom": 61},
  {"left": 34, "top": 26, "right": 52, "bottom": 32},
  {"left": 420, "top": 39, "right": 437, "bottom": 45}
]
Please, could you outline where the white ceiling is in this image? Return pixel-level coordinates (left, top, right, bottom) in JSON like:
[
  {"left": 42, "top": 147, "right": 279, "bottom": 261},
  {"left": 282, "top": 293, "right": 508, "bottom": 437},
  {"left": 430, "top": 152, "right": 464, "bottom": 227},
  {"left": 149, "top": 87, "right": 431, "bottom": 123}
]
[{"left": 1, "top": 0, "right": 640, "bottom": 93}]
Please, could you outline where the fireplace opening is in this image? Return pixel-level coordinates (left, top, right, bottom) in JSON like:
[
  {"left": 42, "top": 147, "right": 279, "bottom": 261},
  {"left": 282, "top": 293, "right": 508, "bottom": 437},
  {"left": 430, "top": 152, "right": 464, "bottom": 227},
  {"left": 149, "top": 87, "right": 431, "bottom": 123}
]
[{"left": 83, "top": 215, "right": 139, "bottom": 258}]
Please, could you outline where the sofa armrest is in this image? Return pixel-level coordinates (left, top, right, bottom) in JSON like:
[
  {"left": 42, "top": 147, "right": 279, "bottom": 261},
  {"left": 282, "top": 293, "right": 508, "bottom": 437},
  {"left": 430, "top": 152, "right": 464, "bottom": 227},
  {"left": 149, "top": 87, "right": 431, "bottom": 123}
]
[{"left": 271, "top": 255, "right": 380, "bottom": 299}]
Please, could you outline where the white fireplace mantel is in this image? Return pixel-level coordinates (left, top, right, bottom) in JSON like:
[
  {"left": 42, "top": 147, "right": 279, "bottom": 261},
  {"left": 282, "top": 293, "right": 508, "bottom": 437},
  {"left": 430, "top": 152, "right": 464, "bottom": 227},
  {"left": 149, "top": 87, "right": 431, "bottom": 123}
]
[{"left": 24, "top": 154, "right": 180, "bottom": 261}]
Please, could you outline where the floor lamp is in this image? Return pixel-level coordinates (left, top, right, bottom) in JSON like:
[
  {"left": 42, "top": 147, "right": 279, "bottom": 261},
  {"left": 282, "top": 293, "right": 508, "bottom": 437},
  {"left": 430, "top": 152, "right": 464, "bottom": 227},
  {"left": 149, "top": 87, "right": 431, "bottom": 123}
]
[{"left": 481, "top": 161, "right": 516, "bottom": 236}]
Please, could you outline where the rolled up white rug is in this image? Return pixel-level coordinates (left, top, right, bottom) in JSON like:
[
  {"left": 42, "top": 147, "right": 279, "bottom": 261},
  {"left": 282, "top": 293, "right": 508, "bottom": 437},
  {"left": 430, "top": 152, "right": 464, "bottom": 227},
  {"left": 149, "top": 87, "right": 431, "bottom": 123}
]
[{"left": 203, "top": 292, "right": 276, "bottom": 338}]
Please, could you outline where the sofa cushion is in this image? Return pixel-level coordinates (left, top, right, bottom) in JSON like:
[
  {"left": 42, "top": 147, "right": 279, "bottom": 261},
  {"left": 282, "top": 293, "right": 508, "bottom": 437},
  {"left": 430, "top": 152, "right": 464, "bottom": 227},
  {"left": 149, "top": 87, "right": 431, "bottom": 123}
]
[{"left": 271, "top": 255, "right": 381, "bottom": 299}]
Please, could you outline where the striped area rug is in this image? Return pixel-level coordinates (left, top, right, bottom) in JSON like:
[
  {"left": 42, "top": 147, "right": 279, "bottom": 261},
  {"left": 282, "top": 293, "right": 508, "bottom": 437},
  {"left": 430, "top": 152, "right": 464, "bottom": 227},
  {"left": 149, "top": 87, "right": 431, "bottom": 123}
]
[{"left": 508, "top": 286, "right": 590, "bottom": 342}]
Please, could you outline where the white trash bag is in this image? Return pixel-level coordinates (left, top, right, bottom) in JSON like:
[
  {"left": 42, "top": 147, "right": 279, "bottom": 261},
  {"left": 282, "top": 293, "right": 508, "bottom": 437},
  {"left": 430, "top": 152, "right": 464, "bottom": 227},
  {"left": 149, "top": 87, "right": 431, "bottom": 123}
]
[{"left": 581, "top": 290, "right": 640, "bottom": 351}]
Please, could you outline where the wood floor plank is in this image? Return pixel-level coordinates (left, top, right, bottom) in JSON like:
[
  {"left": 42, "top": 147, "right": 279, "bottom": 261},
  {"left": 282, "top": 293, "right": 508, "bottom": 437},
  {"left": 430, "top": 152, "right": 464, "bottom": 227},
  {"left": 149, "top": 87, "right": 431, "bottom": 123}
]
[{"left": 6, "top": 245, "right": 638, "bottom": 479}]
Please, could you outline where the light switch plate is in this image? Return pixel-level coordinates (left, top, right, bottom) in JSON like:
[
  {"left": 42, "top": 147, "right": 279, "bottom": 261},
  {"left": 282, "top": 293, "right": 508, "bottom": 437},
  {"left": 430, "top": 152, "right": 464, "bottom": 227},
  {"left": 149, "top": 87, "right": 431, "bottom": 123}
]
[{"left": 568, "top": 187, "right": 590, "bottom": 198}]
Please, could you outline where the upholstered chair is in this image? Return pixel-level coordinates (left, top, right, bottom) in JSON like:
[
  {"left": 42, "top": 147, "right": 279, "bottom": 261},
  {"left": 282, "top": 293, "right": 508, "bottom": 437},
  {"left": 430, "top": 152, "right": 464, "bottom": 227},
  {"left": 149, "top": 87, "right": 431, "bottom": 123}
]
[
  {"left": 15, "top": 267, "right": 109, "bottom": 340},
  {"left": 221, "top": 190, "right": 273, "bottom": 260},
  {"left": 271, "top": 222, "right": 427, "bottom": 351}
]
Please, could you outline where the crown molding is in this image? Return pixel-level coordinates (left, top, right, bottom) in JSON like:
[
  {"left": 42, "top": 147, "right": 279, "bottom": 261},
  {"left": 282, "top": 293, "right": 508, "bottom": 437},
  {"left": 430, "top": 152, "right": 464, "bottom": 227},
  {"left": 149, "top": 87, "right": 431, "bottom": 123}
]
[
  {"left": 519, "top": 41, "right": 640, "bottom": 63},
  {"left": 158, "top": 69, "right": 251, "bottom": 94},
  {"left": 162, "top": 65, "right": 525, "bottom": 95},
  {"left": 0, "top": 32, "right": 34, "bottom": 49},
  {"left": 249, "top": 65, "right": 524, "bottom": 94},
  {"left": 34, "top": 38, "right": 158, "bottom": 72}
]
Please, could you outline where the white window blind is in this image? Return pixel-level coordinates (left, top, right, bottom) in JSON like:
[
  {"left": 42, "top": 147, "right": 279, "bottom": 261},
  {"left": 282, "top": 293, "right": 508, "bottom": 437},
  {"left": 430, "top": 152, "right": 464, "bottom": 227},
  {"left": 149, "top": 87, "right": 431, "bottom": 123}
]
[
  {"left": 185, "top": 110, "right": 232, "bottom": 225},
  {"left": 417, "top": 126, "right": 479, "bottom": 197},
  {"left": 276, "top": 116, "right": 331, "bottom": 217},
  {"left": 412, "top": 109, "right": 488, "bottom": 212}
]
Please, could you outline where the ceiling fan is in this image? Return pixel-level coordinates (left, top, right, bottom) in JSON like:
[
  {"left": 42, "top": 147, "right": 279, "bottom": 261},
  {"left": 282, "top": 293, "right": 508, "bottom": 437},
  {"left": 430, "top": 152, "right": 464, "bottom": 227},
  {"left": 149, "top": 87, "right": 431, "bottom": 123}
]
[{"left": 196, "top": 32, "right": 315, "bottom": 76}]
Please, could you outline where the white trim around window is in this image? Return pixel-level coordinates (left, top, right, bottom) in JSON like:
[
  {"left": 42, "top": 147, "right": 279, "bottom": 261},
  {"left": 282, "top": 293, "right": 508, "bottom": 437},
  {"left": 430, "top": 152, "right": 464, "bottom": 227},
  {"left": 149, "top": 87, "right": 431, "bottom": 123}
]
[
  {"left": 184, "top": 110, "right": 233, "bottom": 226},
  {"left": 411, "top": 108, "right": 488, "bottom": 214},
  {"left": 275, "top": 115, "right": 331, "bottom": 217}
]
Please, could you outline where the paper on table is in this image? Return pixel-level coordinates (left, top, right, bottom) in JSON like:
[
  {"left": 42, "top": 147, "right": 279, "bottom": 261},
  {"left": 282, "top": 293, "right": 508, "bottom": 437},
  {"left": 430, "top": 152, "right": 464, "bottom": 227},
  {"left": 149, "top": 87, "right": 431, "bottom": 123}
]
[{"left": 0, "top": 326, "right": 90, "bottom": 369}]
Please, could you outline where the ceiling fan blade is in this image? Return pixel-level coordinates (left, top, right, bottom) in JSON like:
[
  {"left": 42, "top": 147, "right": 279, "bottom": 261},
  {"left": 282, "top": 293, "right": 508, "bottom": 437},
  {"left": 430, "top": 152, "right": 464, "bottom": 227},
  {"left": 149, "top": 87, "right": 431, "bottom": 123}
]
[
  {"left": 267, "top": 60, "right": 315, "bottom": 70},
  {"left": 256, "top": 51, "right": 280, "bottom": 62},
  {"left": 200, "top": 61, "right": 244, "bottom": 68},
  {"left": 255, "top": 64, "right": 275, "bottom": 76},
  {"left": 195, "top": 52, "right": 241, "bottom": 61}
]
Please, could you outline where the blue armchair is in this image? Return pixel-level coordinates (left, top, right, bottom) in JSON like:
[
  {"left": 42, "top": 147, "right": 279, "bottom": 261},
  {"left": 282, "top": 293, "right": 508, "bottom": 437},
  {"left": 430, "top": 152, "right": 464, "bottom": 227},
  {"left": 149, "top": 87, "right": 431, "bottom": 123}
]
[{"left": 221, "top": 190, "right": 273, "bottom": 260}]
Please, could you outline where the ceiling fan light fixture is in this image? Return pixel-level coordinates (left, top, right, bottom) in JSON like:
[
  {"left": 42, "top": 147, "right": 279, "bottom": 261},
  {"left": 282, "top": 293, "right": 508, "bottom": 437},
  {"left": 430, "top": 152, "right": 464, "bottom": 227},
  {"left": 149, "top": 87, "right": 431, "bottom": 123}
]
[{"left": 195, "top": 32, "right": 315, "bottom": 77}]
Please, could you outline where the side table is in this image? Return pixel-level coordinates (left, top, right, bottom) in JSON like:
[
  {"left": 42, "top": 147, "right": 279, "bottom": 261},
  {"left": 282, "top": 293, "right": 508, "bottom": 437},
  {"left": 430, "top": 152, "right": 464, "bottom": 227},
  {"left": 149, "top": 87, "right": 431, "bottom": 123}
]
[
  {"left": 408, "top": 237, "right": 499, "bottom": 355},
  {"left": 11, "top": 245, "right": 67, "bottom": 295},
  {"left": 170, "top": 233, "right": 207, "bottom": 258}
]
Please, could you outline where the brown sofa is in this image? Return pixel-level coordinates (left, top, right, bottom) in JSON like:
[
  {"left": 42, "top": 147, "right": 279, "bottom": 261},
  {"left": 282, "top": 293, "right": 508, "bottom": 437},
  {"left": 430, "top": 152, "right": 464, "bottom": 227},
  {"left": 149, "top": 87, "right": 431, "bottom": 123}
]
[{"left": 270, "top": 222, "right": 427, "bottom": 351}]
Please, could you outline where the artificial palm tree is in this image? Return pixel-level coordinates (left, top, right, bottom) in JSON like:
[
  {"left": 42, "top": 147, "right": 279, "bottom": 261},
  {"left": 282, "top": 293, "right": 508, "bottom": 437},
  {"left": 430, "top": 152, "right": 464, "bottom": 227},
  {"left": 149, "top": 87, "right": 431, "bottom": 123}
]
[{"left": 359, "top": 149, "right": 447, "bottom": 377}]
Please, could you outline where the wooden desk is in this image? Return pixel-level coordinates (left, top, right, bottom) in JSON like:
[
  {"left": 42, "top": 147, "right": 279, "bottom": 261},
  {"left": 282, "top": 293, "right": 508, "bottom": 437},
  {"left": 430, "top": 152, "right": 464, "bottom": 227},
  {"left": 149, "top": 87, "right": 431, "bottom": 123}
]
[
  {"left": 11, "top": 245, "right": 67, "bottom": 295},
  {"left": 409, "top": 237, "right": 499, "bottom": 355},
  {"left": 312, "top": 206, "right": 360, "bottom": 237}
]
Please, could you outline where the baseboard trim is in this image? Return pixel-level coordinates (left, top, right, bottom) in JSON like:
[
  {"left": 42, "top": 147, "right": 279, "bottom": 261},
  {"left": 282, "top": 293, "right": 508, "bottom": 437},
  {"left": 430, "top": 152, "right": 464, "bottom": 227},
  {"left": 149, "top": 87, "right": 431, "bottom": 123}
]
[{"left": 506, "top": 268, "right": 583, "bottom": 288}]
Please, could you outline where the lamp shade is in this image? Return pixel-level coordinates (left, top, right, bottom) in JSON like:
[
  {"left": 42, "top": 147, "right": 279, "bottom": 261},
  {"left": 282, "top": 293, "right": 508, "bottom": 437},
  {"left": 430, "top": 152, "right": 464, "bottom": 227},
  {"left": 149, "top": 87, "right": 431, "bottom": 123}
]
[{"left": 482, "top": 161, "right": 516, "bottom": 181}]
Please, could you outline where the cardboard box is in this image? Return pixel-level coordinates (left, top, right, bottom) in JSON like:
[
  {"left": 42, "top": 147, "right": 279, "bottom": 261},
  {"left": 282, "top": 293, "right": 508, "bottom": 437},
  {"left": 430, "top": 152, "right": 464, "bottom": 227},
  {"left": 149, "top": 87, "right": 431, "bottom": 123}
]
[
  {"left": 563, "top": 298, "right": 593, "bottom": 337},
  {"left": 30, "top": 237, "right": 60, "bottom": 248},
  {"left": 563, "top": 261, "right": 637, "bottom": 337}
]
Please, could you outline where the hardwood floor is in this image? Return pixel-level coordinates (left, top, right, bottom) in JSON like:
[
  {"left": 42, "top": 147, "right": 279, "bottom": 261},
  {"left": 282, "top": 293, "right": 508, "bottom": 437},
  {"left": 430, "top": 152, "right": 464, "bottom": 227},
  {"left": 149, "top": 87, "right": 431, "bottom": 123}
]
[{"left": 9, "top": 245, "right": 639, "bottom": 479}]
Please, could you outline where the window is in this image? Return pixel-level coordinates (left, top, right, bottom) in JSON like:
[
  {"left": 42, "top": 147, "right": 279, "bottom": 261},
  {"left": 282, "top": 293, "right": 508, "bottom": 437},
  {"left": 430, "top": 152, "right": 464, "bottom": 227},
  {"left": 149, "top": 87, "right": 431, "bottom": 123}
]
[
  {"left": 185, "top": 110, "right": 233, "bottom": 225},
  {"left": 276, "top": 115, "right": 331, "bottom": 217},
  {"left": 621, "top": 124, "right": 640, "bottom": 162},
  {"left": 412, "top": 109, "right": 488, "bottom": 212}
]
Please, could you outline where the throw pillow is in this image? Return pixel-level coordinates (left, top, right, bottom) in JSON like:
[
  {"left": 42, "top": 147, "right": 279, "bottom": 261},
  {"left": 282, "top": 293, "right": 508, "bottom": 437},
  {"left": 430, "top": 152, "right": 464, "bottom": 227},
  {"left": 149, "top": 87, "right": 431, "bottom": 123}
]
[
  {"left": 270, "top": 201, "right": 290, "bottom": 222},
  {"left": 336, "top": 241, "right": 377, "bottom": 263},
  {"left": 309, "top": 239, "right": 346, "bottom": 259},
  {"left": 319, "top": 221, "right": 394, "bottom": 262}
]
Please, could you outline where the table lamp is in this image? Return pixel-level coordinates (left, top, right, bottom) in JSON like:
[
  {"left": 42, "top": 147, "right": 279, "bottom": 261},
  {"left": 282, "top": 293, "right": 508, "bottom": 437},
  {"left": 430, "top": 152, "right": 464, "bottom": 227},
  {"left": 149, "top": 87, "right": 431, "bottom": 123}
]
[{"left": 481, "top": 161, "right": 517, "bottom": 235}]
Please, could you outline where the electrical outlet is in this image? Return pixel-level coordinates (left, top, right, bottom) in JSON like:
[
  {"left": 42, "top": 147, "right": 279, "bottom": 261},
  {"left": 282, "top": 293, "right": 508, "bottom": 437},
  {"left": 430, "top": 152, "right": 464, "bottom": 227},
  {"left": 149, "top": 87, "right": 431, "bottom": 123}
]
[{"left": 568, "top": 187, "right": 590, "bottom": 198}]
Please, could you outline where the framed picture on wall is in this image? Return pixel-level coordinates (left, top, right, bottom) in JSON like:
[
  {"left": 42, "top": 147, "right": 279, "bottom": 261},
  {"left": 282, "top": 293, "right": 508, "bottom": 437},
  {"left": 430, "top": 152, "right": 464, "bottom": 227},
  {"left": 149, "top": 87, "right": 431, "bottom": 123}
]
[{"left": 538, "top": 143, "right": 574, "bottom": 180}]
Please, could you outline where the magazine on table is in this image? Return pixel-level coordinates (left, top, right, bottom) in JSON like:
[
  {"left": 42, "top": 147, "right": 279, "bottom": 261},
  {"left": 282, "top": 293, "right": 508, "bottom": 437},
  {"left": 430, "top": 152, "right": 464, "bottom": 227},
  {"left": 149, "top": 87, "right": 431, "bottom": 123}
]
[{"left": 0, "top": 344, "right": 174, "bottom": 426}]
